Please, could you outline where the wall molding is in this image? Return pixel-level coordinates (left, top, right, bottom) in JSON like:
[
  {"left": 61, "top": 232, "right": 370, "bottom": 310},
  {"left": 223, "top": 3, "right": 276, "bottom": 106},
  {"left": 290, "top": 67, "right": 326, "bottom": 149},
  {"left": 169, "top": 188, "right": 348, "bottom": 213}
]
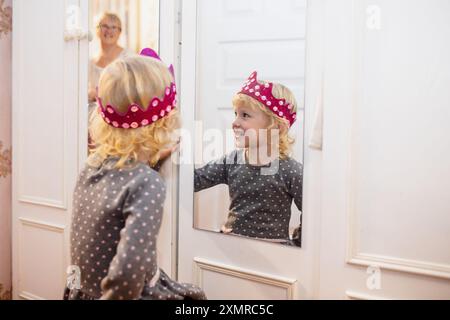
[
  {"left": 17, "top": 217, "right": 66, "bottom": 300},
  {"left": 18, "top": 217, "right": 65, "bottom": 234},
  {"left": 345, "top": 290, "right": 389, "bottom": 300},
  {"left": 346, "top": 252, "right": 450, "bottom": 280},
  {"left": 14, "top": 0, "right": 70, "bottom": 211},
  {"left": 18, "top": 291, "right": 45, "bottom": 300},
  {"left": 18, "top": 196, "right": 66, "bottom": 210},
  {"left": 193, "top": 257, "right": 298, "bottom": 299}
]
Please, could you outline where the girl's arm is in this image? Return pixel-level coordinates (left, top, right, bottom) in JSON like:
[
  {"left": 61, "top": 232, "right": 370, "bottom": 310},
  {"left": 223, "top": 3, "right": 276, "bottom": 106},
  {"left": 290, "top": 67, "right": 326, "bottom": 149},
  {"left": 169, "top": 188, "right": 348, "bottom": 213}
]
[
  {"left": 194, "top": 153, "right": 230, "bottom": 192},
  {"left": 100, "top": 171, "right": 165, "bottom": 300}
]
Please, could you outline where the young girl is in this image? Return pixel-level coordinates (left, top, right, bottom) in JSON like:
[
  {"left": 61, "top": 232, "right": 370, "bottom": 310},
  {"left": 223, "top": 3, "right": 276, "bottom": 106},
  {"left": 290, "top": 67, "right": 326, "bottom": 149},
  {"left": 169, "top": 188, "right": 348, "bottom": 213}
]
[
  {"left": 65, "top": 49, "right": 206, "bottom": 300},
  {"left": 194, "top": 71, "right": 303, "bottom": 244}
]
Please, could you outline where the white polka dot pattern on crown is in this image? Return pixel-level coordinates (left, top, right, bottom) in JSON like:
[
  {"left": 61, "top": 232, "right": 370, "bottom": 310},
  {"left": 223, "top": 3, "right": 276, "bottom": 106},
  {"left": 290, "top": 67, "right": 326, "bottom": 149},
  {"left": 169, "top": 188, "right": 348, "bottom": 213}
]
[
  {"left": 96, "top": 82, "right": 177, "bottom": 129},
  {"left": 238, "top": 71, "right": 297, "bottom": 127}
]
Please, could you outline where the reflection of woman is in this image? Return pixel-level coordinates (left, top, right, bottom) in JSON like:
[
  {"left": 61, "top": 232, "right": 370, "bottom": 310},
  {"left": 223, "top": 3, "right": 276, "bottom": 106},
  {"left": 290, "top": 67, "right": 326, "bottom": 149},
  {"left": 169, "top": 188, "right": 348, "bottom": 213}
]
[{"left": 88, "top": 13, "right": 131, "bottom": 103}]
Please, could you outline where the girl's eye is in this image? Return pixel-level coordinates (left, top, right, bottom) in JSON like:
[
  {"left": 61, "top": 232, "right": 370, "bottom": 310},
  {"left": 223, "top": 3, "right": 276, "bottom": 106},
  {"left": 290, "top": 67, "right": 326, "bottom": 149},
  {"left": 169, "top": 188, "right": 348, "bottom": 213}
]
[{"left": 234, "top": 111, "right": 250, "bottom": 118}]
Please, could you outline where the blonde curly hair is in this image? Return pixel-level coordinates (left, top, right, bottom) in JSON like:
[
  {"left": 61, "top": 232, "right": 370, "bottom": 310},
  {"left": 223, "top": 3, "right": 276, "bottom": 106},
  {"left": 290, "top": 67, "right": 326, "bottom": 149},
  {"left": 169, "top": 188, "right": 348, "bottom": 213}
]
[
  {"left": 88, "top": 55, "right": 180, "bottom": 169},
  {"left": 232, "top": 82, "right": 298, "bottom": 159}
]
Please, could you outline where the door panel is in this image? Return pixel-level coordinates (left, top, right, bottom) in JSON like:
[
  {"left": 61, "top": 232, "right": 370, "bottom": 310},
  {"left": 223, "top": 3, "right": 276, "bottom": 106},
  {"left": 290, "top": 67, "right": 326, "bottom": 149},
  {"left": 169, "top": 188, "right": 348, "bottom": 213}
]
[{"left": 12, "top": 0, "right": 82, "bottom": 300}]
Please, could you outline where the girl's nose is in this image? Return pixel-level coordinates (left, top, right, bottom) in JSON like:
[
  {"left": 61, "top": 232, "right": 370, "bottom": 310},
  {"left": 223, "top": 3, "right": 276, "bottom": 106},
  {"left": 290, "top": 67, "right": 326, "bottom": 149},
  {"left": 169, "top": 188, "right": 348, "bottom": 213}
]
[{"left": 232, "top": 118, "right": 240, "bottom": 129}]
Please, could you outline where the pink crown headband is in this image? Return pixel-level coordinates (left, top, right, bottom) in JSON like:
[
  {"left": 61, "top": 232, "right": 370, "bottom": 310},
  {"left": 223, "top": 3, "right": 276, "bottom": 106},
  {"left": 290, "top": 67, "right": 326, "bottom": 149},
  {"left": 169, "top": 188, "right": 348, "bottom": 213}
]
[
  {"left": 96, "top": 48, "right": 177, "bottom": 129},
  {"left": 239, "top": 71, "right": 297, "bottom": 127}
]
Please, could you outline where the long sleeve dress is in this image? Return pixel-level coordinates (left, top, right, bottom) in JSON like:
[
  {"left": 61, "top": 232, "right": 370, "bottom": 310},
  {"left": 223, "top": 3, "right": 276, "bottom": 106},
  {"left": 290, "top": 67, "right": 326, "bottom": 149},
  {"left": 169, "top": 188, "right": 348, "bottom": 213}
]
[
  {"left": 65, "top": 157, "right": 206, "bottom": 300},
  {"left": 194, "top": 149, "right": 303, "bottom": 241}
]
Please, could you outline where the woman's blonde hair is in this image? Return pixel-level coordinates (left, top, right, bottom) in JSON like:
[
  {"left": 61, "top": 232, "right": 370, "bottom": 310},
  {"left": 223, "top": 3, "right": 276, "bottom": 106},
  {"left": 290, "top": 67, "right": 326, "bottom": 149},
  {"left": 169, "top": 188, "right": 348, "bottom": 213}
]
[
  {"left": 88, "top": 55, "right": 180, "bottom": 169},
  {"left": 97, "top": 12, "right": 122, "bottom": 31},
  {"left": 232, "top": 82, "right": 298, "bottom": 159}
]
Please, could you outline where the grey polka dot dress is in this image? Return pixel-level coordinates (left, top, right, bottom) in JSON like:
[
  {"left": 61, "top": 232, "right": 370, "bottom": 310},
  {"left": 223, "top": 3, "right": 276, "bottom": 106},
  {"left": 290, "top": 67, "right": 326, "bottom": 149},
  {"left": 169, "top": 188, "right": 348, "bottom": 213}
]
[
  {"left": 195, "top": 150, "right": 303, "bottom": 241},
  {"left": 65, "top": 157, "right": 206, "bottom": 300}
]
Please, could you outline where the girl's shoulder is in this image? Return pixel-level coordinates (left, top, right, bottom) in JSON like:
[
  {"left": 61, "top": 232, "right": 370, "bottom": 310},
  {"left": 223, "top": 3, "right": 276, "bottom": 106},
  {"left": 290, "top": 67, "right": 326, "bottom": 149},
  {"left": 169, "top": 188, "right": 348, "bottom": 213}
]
[
  {"left": 115, "top": 162, "right": 166, "bottom": 190},
  {"left": 119, "top": 48, "right": 134, "bottom": 58},
  {"left": 130, "top": 162, "right": 166, "bottom": 189},
  {"left": 82, "top": 159, "right": 166, "bottom": 190},
  {"left": 279, "top": 156, "right": 303, "bottom": 172}
]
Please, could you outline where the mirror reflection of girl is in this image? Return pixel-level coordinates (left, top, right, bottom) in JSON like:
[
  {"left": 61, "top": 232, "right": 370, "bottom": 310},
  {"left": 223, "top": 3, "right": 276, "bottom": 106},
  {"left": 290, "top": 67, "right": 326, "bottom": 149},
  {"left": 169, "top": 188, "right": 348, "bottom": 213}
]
[
  {"left": 65, "top": 49, "right": 206, "bottom": 300},
  {"left": 194, "top": 72, "right": 303, "bottom": 245}
]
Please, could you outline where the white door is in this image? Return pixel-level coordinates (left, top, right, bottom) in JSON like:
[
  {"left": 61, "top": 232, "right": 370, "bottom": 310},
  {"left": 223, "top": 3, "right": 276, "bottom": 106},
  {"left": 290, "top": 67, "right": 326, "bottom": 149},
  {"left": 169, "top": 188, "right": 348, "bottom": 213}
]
[
  {"left": 178, "top": 0, "right": 313, "bottom": 299},
  {"left": 12, "top": 0, "right": 88, "bottom": 300},
  {"left": 317, "top": 0, "right": 450, "bottom": 299}
]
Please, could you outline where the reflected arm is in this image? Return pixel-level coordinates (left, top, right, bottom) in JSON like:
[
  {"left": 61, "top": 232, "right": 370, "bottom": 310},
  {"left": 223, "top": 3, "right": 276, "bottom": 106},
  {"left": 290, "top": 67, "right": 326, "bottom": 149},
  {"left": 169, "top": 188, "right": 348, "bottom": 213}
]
[{"left": 194, "top": 155, "right": 229, "bottom": 192}]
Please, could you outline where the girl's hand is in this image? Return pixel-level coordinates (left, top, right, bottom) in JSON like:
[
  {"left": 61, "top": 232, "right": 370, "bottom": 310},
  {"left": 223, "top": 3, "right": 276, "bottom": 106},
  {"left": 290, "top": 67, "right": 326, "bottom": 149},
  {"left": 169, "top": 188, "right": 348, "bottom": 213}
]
[
  {"left": 88, "top": 87, "right": 97, "bottom": 102},
  {"left": 220, "top": 225, "right": 233, "bottom": 234},
  {"left": 158, "top": 140, "right": 181, "bottom": 165}
]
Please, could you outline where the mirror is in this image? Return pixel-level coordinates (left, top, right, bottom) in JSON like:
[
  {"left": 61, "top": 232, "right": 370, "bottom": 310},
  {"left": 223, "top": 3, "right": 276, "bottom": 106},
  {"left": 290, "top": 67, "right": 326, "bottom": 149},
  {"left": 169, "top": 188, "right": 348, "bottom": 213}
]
[
  {"left": 88, "top": 0, "right": 160, "bottom": 147},
  {"left": 193, "top": 0, "right": 306, "bottom": 247}
]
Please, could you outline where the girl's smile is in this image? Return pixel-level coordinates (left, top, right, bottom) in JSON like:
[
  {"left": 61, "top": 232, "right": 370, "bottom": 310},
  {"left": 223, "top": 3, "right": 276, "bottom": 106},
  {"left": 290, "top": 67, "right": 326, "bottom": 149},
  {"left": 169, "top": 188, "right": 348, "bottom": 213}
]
[{"left": 232, "top": 104, "right": 271, "bottom": 148}]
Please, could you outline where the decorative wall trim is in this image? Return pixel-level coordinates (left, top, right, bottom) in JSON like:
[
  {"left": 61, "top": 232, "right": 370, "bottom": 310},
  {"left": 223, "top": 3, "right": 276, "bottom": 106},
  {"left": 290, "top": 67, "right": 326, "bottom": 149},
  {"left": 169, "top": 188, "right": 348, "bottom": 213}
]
[
  {"left": 193, "top": 257, "right": 298, "bottom": 299},
  {"left": 18, "top": 196, "right": 67, "bottom": 210},
  {"left": 17, "top": 217, "right": 66, "bottom": 300},
  {"left": 346, "top": 252, "right": 450, "bottom": 280},
  {"left": 18, "top": 291, "right": 45, "bottom": 300},
  {"left": 18, "top": 217, "right": 65, "bottom": 234},
  {"left": 345, "top": 290, "right": 389, "bottom": 300}
]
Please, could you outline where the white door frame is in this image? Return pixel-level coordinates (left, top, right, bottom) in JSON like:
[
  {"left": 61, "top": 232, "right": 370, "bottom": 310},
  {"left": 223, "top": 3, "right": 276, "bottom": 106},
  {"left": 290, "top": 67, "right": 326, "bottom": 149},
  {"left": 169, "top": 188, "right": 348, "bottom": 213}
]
[{"left": 158, "top": 0, "right": 182, "bottom": 280}]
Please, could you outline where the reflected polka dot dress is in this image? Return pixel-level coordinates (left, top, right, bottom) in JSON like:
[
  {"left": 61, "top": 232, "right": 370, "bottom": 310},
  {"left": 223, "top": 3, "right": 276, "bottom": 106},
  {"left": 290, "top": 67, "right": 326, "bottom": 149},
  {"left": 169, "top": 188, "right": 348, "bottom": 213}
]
[{"left": 195, "top": 150, "right": 303, "bottom": 241}]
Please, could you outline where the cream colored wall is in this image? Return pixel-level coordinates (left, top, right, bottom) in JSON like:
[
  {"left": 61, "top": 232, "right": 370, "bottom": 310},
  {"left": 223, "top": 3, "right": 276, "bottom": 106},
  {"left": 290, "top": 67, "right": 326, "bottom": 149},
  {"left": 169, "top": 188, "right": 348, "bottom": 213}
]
[{"left": 0, "top": 0, "right": 12, "bottom": 301}]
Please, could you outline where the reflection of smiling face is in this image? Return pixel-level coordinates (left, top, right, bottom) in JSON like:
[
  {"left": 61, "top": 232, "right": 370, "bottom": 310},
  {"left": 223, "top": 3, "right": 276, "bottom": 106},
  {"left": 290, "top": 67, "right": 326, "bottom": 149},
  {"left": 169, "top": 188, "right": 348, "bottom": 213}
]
[
  {"left": 97, "top": 17, "right": 121, "bottom": 46},
  {"left": 232, "top": 103, "right": 271, "bottom": 149}
]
